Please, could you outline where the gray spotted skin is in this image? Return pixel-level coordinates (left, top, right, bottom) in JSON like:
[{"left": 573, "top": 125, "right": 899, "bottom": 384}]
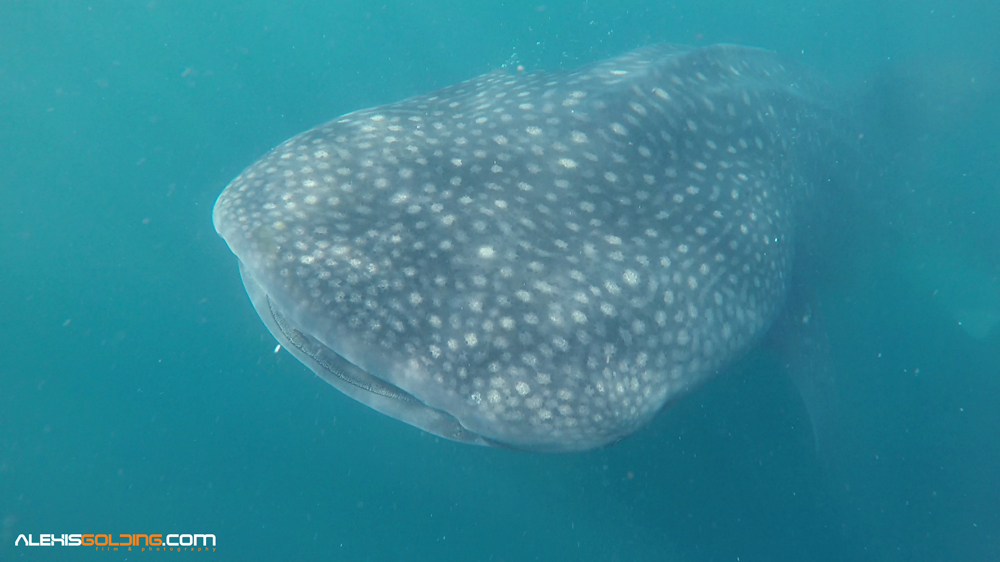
[{"left": 214, "top": 44, "right": 836, "bottom": 452}]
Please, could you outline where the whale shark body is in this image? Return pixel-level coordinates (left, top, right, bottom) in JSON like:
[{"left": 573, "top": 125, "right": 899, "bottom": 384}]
[{"left": 213, "top": 44, "right": 847, "bottom": 452}]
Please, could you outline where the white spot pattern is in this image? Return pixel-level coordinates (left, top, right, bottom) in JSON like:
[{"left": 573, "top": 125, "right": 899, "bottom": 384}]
[{"left": 213, "top": 43, "right": 836, "bottom": 452}]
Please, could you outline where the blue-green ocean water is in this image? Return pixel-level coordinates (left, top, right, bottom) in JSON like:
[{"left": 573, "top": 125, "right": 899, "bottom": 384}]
[{"left": 1, "top": 1, "right": 998, "bottom": 560}]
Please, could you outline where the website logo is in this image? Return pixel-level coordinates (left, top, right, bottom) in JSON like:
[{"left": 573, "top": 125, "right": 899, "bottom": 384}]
[{"left": 15, "top": 533, "right": 216, "bottom": 552}]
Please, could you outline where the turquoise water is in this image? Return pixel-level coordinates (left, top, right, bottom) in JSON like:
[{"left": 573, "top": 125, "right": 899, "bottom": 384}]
[{"left": 1, "top": 1, "right": 998, "bottom": 560}]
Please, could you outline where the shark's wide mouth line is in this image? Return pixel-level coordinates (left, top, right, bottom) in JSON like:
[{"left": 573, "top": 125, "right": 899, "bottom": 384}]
[
  {"left": 265, "top": 294, "right": 516, "bottom": 448},
  {"left": 265, "top": 295, "right": 415, "bottom": 402}
]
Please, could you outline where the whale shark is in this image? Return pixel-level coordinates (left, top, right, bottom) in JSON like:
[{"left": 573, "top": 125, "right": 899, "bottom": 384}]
[{"left": 213, "top": 44, "right": 849, "bottom": 452}]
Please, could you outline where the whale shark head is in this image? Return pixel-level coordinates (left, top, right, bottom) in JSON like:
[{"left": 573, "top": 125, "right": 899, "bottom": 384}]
[{"left": 213, "top": 44, "right": 841, "bottom": 451}]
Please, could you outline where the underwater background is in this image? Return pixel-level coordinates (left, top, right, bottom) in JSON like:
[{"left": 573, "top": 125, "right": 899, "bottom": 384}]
[{"left": 1, "top": 0, "right": 998, "bottom": 560}]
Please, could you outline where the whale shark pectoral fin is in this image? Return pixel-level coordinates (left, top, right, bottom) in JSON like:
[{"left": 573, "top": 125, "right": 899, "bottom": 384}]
[{"left": 765, "top": 282, "right": 842, "bottom": 460}]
